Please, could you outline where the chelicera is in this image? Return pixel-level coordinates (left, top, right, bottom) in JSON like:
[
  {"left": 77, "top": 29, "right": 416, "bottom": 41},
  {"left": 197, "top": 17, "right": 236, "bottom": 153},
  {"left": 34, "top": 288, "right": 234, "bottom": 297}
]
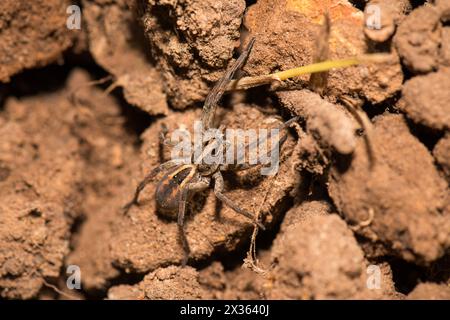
[{"left": 123, "top": 38, "right": 298, "bottom": 264}]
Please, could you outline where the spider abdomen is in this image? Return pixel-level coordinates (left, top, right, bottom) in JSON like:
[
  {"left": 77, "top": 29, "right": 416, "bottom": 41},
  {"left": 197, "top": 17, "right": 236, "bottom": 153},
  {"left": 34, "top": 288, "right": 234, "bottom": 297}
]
[{"left": 155, "top": 165, "right": 194, "bottom": 219}]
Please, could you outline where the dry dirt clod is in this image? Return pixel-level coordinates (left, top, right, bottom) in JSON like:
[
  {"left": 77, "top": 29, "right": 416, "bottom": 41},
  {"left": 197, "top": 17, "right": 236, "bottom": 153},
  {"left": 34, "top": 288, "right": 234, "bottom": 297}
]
[
  {"left": 394, "top": 3, "right": 443, "bottom": 74},
  {"left": 81, "top": 0, "right": 168, "bottom": 115},
  {"left": 196, "top": 252, "right": 273, "bottom": 300},
  {"left": 107, "top": 266, "right": 209, "bottom": 300},
  {"left": 363, "top": 0, "right": 411, "bottom": 43},
  {"left": 433, "top": 133, "right": 450, "bottom": 181},
  {"left": 216, "top": 200, "right": 395, "bottom": 300},
  {"left": 281, "top": 200, "right": 333, "bottom": 230},
  {"left": 266, "top": 213, "right": 383, "bottom": 299},
  {"left": 277, "top": 89, "right": 358, "bottom": 155},
  {"left": 0, "top": 76, "right": 87, "bottom": 298},
  {"left": 441, "top": 27, "right": 450, "bottom": 67},
  {"left": 65, "top": 69, "right": 143, "bottom": 292},
  {"left": 407, "top": 282, "right": 450, "bottom": 300},
  {"left": 136, "top": 0, "right": 246, "bottom": 109},
  {"left": 328, "top": 114, "right": 449, "bottom": 263},
  {"left": 0, "top": 0, "right": 76, "bottom": 82},
  {"left": 398, "top": 68, "right": 450, "bottom": 131},
  {"left": 243, "top": 0, "right": 403, "bottom": 104}
]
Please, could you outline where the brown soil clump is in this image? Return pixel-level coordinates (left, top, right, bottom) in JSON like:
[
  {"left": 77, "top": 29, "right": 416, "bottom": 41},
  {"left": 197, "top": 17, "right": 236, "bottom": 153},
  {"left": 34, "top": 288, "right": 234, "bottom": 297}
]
[
  {"left": 267, "top": 214, "right": 376, "bottom": 299},
  {"left": 434, "top": 133, "right": 450, "bottom": 181},
  {"left": 137, "top": 0, "right": 246, "bottom": 109},
  {"left": 243, "top": 0, "right": 403, "bottom": 104},
  {"left": 0, "top": 73, "right": 84, "bottom": 298},
  {"left": 82, "top": 0, "right": 168, "bottom": 115},
  {"left": 407, "top": 282, "right": 450, "bottom": 300},
  {"left": 107, "top": 266, "right": 208, "bottom": 299},
  {"left": 0, "top": 0, "right": 76, "bottom": 82},
  {"left": 329, "top": 114, "right": 449, "bottom": 263},
  {"left": 399, "top": 68, "right": 450, "bottom": 131},
  {"left": 394, "top": 2, "right": 449, "bottom": 74}
]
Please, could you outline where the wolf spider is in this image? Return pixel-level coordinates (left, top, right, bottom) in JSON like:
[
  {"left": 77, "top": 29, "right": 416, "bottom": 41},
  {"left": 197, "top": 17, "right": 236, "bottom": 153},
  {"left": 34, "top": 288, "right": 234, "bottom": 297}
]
[{"left": 123, "top": 38, "right": 297, "bottom": 264}]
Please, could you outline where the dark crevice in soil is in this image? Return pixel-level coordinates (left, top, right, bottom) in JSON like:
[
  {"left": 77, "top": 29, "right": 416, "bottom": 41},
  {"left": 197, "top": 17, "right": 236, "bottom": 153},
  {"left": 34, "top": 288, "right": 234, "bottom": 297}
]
[
  {"left": 191, "top": 230, "right": 251, "bottom": 271},
  {"left": 409, "top": 0, "right": 428, "bottom": 10},
  {"left": 83, "top": 270, "right": 147, "bottom": 300},
  {"left": 5, "top": 64, "right": 72, "bottom": 98},
  {"left": 244, "top": 87, "right": 281, "bottom": 112},
  {"left": 0, "top": 84, "right": 7, "bottom": 111},
  {"left": 388, "top": 257, "right": 426, "bottom": 294},
  {"left": 366, "top": 252, "right": 450, "bottom": 295},
  {"left": 25, "top": 61, "right": 156, "bottom": 148},
  {"left": 111, "top": 89, "right": 155, "bottom": 144},
  {"left": 348, "top": 0, "right": 366, "bottom": 12},
  {"left": 68, "top": 214, "right": 87, "bottom": 250},
  {"left": 2, "top": 52, "right": 155, "bottom": 148},
  {"left": 399, "top": 60, "right": 417, "bottom": 83},
  {"left": 0, "top": 58, "right": 157, "bottom": 300},
  {"left": 305, "top": 174, "right": 334, "bottom": 203},
  {"left": 405, "top": 117, "right": 444, "bottom": 152},
  {"left": 365, "top": 38, "right": 394, "bottom": 54},
  {"left": 70, "top": 58, "right": 156, "bottom": 145},
  {"left": 128, "top": 11, "right": 156, "bottom": 68},
  {"left": 426, "top": 254, "right": 450, "bottom": 284},
  {"left": 4, "top": 52, "right": 105, "bottom": 99},
  {"left": 245, "top": 0, "right": 257, "bottom": 8},
  {"left": 361, "top": 93, "right": 401, "bottom": 120},
  {"left": 331, "top": 152, "right": 354, "bottom": 174}
]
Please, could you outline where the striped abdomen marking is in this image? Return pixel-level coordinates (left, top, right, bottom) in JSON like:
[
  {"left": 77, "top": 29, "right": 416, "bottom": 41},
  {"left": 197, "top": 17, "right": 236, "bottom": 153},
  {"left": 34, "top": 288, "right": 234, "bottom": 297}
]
[{"left": 155, "top": 165, "right": 195, "bottom": 218}]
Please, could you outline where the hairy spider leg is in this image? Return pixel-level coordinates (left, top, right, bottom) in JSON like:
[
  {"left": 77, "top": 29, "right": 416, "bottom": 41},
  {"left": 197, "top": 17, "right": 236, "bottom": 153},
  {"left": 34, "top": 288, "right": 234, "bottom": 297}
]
[
  {"left": 212, "top": 171, "right": 266, "bottom": 230},
  {"left": 123, "top": 159, "right": 180, "bottom": 215},
  {"left": 177, "top": 178, "right": 211, "bottom": 265},
  {"left": 177, "top": 186, "right": 191, "bottom": 265},
  {"left": 159, "top": 122, "right": 180, "bottom": 147},
  {"left": 201, "top": 37, "right": 256, "bottom": 130},
  {"left": 229, "top": 116, "right": 299, "bottom": 171}
]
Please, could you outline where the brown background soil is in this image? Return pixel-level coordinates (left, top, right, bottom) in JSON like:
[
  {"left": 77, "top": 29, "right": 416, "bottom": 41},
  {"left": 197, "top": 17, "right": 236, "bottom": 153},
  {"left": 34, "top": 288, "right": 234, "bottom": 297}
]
[{"left": 0, "top": 0, "right": 449, "bottom": 300}]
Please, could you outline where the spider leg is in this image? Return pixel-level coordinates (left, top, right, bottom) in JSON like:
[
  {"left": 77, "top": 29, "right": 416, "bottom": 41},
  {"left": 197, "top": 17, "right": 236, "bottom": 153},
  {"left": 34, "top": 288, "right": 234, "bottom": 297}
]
[
  {"left": 159, "top": 122, "right": 179, "bottom": 147},
  {"left": 231, "top": 116, "right": 298, "bottom": 167},
  {"left": 201, "top": 38, "right": 256, "bottom": 129},
  {"left": 177, "top": 177, "right": 210, "bottom": 266},
  {"left": 235, "top": 133, "right": 289, "bottom": 172},
  {"left": 224, "top": 118, "right": 293, "bottom": 172},
  {"left": 212, "top": 171, "right": 265, "bottom": 230},
  {"left": 177, "top": 185, "right": 191, "bottom": 266},
  {"left": 187, "top": 177, "right": 211, "bottom": 192},
  {"left": 123, "top": 160, "right": 179, "bottom": 215}
]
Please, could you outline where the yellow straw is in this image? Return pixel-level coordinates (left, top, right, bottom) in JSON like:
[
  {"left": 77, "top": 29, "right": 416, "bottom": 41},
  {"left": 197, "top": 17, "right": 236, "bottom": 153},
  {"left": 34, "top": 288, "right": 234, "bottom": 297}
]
[
  {"left": 226, "top": 54, "right": 389, "bottom": 91},
  {"left": 273, "top": 57, "right": 361, "bottom": 81}
]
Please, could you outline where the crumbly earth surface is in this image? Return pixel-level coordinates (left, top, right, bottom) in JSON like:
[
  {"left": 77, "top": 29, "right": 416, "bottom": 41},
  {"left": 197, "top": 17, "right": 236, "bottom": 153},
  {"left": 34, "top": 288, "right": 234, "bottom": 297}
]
[
  {"left": 81, "top": 0, "right": 168, "bottom": 115},
  {"left": 328, "top": 114, "right": 449, "bottom": 264},
  {"left": 0, "top": 0, "right": 76, "bottom": 82},
  {"left": 0, "top": 0, "right": 449, "bottom": 300},
  {"left": 407, "top": 282, "right": 450, "bottom": 300},
  {"left": 399, "top": 68, "right": 450, "bottom": 130}
]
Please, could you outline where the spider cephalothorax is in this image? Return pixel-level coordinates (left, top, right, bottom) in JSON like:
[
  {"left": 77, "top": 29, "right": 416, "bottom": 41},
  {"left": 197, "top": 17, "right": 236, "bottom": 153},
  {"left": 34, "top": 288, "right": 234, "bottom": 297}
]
[{"left": 123, "top": 38, "right": 297, "bottom": 264}]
